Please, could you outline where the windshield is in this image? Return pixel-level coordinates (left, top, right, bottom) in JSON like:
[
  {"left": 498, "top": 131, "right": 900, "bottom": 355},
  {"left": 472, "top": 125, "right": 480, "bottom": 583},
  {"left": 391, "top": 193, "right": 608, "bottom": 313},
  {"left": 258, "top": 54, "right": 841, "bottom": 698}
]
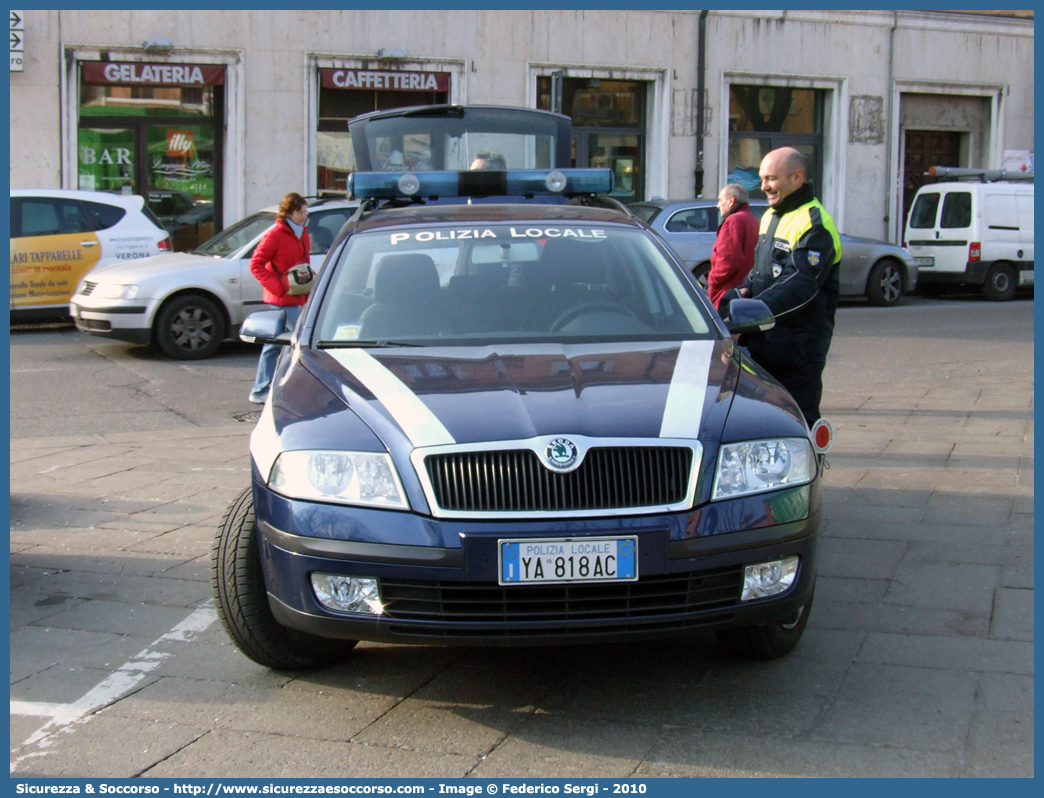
[
  {"left": 313, "top": 223, "right": 713, "bottom": 345},
  {"left": 194, "top": 212, "right": 276, "bottom": 257},
  {"left": 349, "top": 107, "right": 568, "bottom": 172}
]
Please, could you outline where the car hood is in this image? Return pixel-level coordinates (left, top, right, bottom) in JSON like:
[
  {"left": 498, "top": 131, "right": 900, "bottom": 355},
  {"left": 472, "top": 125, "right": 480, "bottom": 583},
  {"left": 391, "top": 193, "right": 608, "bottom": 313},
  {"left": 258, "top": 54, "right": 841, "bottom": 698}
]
[
  {"left": 250, "top": 338, "right": 809, "bottom": 514},
  {"left": 304, "top": 340, "right": 738, "bottom": 445},
  {"left": 86, "top": 251, "right": 227, "bottom": 281}
]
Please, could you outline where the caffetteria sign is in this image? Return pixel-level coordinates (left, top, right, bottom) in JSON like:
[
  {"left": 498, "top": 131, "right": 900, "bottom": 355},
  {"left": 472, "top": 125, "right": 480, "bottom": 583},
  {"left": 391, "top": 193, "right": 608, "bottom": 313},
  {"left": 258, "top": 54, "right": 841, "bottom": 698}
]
[{"left": 320, "top": 68, "right": 449, "bottom": 91}]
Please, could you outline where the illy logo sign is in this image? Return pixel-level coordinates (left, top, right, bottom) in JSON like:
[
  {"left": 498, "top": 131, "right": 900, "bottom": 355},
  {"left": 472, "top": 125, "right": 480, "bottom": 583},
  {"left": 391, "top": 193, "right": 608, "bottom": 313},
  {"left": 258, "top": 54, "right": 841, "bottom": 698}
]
[{"left": 167, "top": 130, "right": 195, "bottom": 157}]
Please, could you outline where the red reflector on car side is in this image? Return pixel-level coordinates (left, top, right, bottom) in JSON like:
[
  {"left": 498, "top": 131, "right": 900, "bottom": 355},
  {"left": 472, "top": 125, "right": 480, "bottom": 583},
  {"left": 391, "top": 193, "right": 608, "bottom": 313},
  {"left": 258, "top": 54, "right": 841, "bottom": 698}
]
[
  {"left": 969, "top": 242, "right": 981, "bottom": 261},
  {"left": 158, "top": 237, "right": 173, "bottom": 251}
]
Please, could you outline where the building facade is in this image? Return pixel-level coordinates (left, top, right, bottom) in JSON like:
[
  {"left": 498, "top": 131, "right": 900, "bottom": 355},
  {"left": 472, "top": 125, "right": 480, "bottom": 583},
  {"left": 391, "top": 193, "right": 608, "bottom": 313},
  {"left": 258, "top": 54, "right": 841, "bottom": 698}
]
[{"left": 9, "top": 9, "right": 1033, "bottom": 247}]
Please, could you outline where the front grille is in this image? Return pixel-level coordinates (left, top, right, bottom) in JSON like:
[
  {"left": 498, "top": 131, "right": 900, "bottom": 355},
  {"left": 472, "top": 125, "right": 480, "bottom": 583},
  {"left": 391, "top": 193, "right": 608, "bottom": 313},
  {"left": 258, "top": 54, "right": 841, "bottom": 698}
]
[
  {"left": 379, "top": 567, "right": 742, "bottom": 625},
  {"left": 80, "top": 281, "right": 97, "bottom": 296},
  {"left": 80, "top": 318, "right": 111, "bottom": 331},
  {"left": 424, "top": 446, "right": 693, "bottom": 513}
]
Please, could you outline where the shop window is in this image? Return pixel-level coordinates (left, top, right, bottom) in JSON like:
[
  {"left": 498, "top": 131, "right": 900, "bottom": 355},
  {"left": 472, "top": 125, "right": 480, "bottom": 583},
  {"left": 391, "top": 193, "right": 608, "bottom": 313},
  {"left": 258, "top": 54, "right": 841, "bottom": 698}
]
[
  {"left": 316, "top": 70, "right": 449, "bottom": 195},
  {"left": 727, "top": 86, "right": 824, "bottom": 200},
  {"left": 78, "top": 62, "right": 224, "bottom": 251},
  {"left": 537, "top": 78, "right": 647, "bottom": 202}
]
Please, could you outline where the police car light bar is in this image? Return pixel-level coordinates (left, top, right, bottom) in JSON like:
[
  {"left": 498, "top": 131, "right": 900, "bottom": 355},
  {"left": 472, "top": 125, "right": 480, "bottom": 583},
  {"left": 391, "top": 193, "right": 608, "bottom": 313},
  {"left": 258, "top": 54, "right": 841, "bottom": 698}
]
[{"left": 348, "top": 168, "right": 614, "bottom": 199}]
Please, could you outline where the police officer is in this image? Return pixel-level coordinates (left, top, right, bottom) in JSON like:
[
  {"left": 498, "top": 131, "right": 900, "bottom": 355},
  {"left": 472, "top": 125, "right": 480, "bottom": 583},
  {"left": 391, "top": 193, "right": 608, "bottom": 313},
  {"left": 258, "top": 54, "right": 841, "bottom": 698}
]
[{"left": 724, "top": 147, "right": 841, "bottom": 427}]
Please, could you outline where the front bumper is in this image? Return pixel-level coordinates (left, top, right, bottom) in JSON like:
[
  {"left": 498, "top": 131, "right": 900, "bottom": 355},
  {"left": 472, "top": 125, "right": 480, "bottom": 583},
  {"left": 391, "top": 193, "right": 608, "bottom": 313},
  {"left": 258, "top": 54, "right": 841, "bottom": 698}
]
[
  {"left": 69, "top": 296, "right": 156, "bottom": 344},
  {"left": 255, "top": 479, "right": 821, "bottom": 646}
]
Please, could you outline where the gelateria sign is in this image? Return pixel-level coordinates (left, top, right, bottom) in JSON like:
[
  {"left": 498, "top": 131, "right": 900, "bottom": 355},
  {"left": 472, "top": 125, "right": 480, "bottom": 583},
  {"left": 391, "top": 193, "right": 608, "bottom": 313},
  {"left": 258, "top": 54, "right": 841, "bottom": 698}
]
[
  {"left": 320, "top": 68, "right": 449, "bottom": 91},
  {"left": 82, "top": 61, "right": 225, "bottom": 86}
]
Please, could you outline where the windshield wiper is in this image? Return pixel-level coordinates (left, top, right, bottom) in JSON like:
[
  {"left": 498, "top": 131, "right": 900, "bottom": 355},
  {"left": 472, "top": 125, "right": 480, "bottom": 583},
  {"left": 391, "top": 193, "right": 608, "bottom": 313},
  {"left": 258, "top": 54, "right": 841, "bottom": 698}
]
[{"left": 316, "top": 340, "right": 424, "bottom": 349}]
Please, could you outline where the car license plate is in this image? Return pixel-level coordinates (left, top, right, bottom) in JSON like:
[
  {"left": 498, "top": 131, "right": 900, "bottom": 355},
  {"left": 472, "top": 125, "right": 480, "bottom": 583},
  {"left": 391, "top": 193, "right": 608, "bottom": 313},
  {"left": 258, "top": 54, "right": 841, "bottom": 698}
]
[
  {"left": 498, "top": 536, "right": 637, "bottom": 585},
  {"left": 915, "top": 256, "right": 934, "bottom": 267}
]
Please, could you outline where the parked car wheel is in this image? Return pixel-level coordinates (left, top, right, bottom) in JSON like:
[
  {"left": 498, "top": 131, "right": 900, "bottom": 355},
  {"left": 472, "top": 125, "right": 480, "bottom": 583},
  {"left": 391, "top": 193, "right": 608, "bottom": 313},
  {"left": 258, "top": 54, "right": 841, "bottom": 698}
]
[
  {"left": 155, "top": 294, "right": 227, "bottom": 360},
  {"left": 715, "top": 589, "right": 814, "bottom": 660},
  {"left": 982, "top": 262, "right": 1017, "bottom": 302},
  {"left": 212, "top": 488, "right": 358, "bottom": 670},
  {"left": 691, "top": 262, "right": 711, "bottom": 291},
  {"left": 865, "top": 258, "right": 905, "bottom": 307}
]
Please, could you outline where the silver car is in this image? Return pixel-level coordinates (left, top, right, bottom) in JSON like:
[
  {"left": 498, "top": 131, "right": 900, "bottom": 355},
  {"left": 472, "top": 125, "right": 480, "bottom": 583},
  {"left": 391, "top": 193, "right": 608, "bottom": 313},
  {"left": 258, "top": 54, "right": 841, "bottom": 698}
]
[
  {"left": 629, "top": 199, "right": 919, "bottom": 307},
  {"left": 69, "top": 198, "right": 358, "bottom": 359}
]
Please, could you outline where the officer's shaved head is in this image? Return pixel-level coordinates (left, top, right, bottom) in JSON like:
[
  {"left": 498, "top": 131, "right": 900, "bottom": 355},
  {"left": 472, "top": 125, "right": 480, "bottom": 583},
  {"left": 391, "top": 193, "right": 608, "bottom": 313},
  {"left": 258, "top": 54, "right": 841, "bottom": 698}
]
[{"left": 760, "top": 147, "right": 808, "bottom": 207}]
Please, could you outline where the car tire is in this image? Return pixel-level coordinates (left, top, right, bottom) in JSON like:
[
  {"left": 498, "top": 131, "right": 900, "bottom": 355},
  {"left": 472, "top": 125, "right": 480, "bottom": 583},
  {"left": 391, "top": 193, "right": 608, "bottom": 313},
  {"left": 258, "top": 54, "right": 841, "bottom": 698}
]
[
  {"left": 982, "top": 262, "right": 1017, "bottom": 302},
  {"left": 211, "top": 487, "right": 358, "bottom": 670},
  {"left": 865, "top": 258, "right": 905, "bottom": 307},
  {"left": 155, "top": 294, "right": 227, "bottom": 360},
  {"left": 715, "top": 589, "right": 814, "bottom": 660},
  {"left": 692, "top": 262, "right": 711, "bottom": 291}
]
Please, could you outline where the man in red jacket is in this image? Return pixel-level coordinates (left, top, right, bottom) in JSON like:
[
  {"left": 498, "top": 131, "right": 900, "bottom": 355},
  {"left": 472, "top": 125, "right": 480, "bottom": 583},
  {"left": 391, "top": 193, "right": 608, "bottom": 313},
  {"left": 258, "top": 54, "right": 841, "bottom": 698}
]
[
  {"left": 707, "top": 184, "right": 760, "bottom": 312},
  {"left": 248, "top": 192, "right": 311, "bottom": 403}
]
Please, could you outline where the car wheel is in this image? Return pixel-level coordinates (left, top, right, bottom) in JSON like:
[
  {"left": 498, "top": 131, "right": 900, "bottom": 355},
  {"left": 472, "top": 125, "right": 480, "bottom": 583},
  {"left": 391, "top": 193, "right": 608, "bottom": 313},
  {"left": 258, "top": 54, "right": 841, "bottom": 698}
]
[
  {"left": 865, "top": 258, "right": 905, "bottom": 307},
  {"left": 715, "top": 589, "right": 814, "bottom": 660},
  {"left": 155, "top": 294, "right": 227, "bottom": 360},
  {"left": 692, "top": 262, "right": 710, "bottom": 291},
  {"left": 982, "top": 262, "right": 1017, "bottom": 302},
  {"left": 211, "top": 487, "right": 358, "bottom": 670}
]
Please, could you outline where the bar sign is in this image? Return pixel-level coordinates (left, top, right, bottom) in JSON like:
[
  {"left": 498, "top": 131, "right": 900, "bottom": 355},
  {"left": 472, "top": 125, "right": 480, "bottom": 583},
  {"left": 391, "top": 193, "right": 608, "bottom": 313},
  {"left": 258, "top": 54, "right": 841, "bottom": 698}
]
[{"left": 10, "top": 10, "right": 24, "bottom": 72}]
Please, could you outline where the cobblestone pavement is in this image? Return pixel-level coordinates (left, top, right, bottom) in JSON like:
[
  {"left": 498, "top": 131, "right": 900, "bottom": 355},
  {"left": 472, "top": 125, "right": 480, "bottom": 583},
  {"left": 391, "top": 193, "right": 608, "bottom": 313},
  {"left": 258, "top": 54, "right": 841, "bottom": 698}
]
[{"left": 10, "top": 302, "right": 1033, "bottom": 777}]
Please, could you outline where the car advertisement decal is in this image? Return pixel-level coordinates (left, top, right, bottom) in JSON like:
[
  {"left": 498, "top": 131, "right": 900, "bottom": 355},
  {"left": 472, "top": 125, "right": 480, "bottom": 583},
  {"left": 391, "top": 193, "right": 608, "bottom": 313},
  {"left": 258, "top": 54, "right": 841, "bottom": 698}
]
[
  {"left": 325, "top": 349, "right": 455, "bottom": 448},
  {"left": 10, "top": 232, "right": 101, "bottom": 308},
  {"left": 659, "top": 339, "right": 715, "bottom": 439},
  {"left": 317, "top": 343, "right": 721, "bottom": 448}
]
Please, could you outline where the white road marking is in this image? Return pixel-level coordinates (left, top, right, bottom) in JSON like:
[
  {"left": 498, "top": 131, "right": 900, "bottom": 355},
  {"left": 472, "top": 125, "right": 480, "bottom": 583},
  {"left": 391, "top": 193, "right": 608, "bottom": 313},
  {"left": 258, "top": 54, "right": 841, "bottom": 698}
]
[{"left": 10, "top": 603, "right": 218, "bottom": 772}]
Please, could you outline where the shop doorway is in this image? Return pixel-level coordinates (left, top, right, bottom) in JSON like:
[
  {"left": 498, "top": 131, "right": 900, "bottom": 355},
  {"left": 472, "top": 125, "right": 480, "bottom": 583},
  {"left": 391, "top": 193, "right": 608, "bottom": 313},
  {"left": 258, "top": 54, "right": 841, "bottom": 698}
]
[
  {"left": 902, "top": 130, "right": 961, "bottom": 230},
  {"left": 78, "top": 62, "right": 224, "bottom": 251}
]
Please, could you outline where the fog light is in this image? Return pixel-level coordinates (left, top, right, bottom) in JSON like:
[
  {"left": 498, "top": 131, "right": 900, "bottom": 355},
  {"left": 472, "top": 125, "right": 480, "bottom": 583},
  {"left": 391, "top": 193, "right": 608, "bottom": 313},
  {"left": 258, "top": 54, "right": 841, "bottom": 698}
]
[
  {"left": 311, "top": 575, "right": 383, "bottom": 615},
  {"left": 741, "top": 556, "right": 799, "bottom": 601}
]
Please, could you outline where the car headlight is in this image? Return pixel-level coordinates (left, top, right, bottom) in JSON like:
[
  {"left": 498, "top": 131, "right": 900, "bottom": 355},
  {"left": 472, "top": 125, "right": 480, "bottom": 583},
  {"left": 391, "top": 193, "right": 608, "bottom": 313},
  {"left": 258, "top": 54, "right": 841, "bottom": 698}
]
[
  {"left": 93, "top": 283, "right": 139, "bottom": 300},
  {"left": 269, "top": 450, "right": 409, "bottom": 509},
  {"left": 712, "top": 438, "right": 814, "bottom": 500}
]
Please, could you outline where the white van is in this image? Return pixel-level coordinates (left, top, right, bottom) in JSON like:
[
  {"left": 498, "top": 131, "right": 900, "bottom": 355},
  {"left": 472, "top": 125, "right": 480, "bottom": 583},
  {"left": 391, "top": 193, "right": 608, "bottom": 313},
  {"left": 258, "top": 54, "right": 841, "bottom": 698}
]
[{"left": 904, "top": 169, "right": 1034, "bottom": 301}]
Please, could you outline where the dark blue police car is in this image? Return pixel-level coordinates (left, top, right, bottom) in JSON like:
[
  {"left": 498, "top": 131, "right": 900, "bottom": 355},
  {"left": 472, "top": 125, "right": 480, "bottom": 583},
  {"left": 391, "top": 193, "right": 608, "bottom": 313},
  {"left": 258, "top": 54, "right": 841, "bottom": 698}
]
[{"left": 212, "top": 106, "right": 825, "bottom": 670}]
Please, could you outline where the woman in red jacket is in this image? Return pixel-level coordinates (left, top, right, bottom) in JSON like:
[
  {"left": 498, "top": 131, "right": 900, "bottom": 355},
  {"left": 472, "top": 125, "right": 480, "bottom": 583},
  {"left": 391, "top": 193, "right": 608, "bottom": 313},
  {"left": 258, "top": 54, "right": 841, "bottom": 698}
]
[{"left": 247, "top": 192, "right": 311, "bottom": 403}]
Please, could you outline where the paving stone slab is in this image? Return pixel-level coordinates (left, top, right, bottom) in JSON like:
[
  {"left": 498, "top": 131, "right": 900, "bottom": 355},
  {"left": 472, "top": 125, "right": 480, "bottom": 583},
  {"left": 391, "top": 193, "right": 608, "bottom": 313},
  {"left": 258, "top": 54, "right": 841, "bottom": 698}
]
[
  {"left": 962, "top": 709, "right": 1035, "bottom": 777},
  {"left": 101, "top": 675, "right": 401, "bottom": 742},
  {"left": 12, "top": 713, "right": 208, "bottom": 778},
  {"left": 636, "top": 727, "right": 962, "bottom": 778},
  {"left": 469, "top": 715, "right": 662, "bottom": 778},
  {"left": 10, "top": 626, "right": 147, "bottom": 683},
  {"left": 813, "top": 662, "right": 977, "bottom": 751},
  {"left": 143, "top": 728, "right": 477, "bottom": 778},
  {"left": 356, "top": 666, "right": 561, "bottom": 756},
  {"left": 11, "top": 550, "right": 192, "bottom": 578},
  {"left": 816, "top": 575, "right": 890, "bottom": 604},
  {"left": 990, "top": 587, "right": 1034, "bottom": 641},
  {"left": 28, "top": 597, "right": 200, "bottom": 638},
  {"left": 813, "top": 599, "right": 989, "bottom": 638},
  {"left": 817, "top": 537, "right": 908, "bottom": 580},
  {"left": 884, "top": 561, "right": 999, "bottom": 613},
  {"left": 857, "top": 632, "right": 1033, "bottom": 674},
  {"left": 17, "top": 569, "right": 210, "bottom": 608}
]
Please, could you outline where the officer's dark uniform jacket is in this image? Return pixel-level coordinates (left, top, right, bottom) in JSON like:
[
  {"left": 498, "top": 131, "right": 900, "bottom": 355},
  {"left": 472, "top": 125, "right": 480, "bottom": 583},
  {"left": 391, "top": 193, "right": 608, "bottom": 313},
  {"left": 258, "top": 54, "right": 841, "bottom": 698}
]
[{"left": 736, "top": 181, "right": 841, "bottom": 427}]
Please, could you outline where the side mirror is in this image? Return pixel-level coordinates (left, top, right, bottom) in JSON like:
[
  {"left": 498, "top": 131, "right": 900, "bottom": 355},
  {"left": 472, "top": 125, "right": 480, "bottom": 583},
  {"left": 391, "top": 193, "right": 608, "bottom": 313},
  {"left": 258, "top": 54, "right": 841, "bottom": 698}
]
[
  {"left": 726, "top": 298, "right": 775, "bottom": 335},
  {"left": 239, "top": 309, "right": 292, "bottom": 345}
]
